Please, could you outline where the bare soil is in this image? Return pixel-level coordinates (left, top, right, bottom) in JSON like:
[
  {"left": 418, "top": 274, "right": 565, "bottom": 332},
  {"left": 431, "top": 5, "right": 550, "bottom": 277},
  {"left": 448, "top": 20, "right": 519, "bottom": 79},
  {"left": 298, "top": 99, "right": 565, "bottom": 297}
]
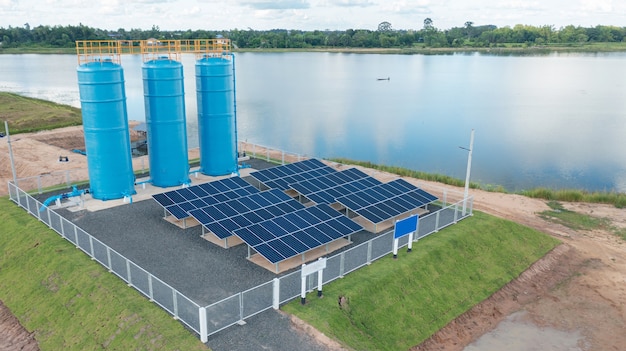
[{"left": 1, "top": 131, "right": 624, "bottom": 351}]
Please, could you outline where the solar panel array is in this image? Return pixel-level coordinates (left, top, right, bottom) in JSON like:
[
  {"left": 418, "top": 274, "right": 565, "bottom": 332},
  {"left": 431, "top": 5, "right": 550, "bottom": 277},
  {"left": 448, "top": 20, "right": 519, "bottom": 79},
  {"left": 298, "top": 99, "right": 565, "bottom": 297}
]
[
  {"left": 188, "top": 189, "right": 305, "bottom": 239},
  {"left": 336, "top": 179, "right": 438, "bottom": 224},
  {"left": 152, "top": 177, "right": 258, "bottom": 219},
  {"left": 249, "top": 158, "right": 336, "bottom": 190},
  {"left": 234, "top": 204, "right": 363, "bottom": 264},
  {"left": 290, "top": 168, "right": 383, "bottom": 204}
]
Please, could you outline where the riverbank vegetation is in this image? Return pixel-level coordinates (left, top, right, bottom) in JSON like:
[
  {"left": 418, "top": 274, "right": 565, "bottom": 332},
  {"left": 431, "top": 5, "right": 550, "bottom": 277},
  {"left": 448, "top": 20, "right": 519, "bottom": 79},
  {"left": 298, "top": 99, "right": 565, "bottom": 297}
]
[
  {"left": 0, "top": 92, "right": 82, "bottom": 134},
  {"left": 331, "top": 158, "right": 626, "bottom": 208},
  {"left": 0, "top": 197, "right": 208, "bottom": 350},
  {"left": 284, "top": 211, "right": 560, "bottom": 350},
  {"left": 1, "top": 21, "right": 625, "bottom": 53}
]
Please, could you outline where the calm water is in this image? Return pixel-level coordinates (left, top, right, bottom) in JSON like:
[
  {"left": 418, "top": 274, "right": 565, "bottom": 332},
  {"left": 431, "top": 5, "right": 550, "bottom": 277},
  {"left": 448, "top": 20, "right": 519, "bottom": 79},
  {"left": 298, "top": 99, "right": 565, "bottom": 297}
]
[{"left": 1, "top": 52, "right": 625, "bottom": 192}]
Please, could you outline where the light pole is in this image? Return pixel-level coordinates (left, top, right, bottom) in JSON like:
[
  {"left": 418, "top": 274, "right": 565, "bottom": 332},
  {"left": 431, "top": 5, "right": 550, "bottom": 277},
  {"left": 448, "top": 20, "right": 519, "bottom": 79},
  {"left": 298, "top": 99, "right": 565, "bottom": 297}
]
[{"left": 459, "top": 129, "right": 474, "bottom": 216}]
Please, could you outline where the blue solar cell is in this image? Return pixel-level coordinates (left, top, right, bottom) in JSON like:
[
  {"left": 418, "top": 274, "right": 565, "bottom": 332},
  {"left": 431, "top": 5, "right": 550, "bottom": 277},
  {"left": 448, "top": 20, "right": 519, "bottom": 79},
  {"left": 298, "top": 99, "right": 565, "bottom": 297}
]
[
  {"left": 207, "top": 223, "right": 232, "bottom": 239},
  {"left": 317, "top": 204, "right": 341, "bottom": 219},
  {"left": 295, "top": 210, "right": 319, "bottom": 225},
  {"left": 406, "top": 190, "right": 430, "bottom": 204},
  {"left": 235, "top": 227, "right": 263, "bottom": 246},
  {"left": 165, "top": 191, "right": 185, "bottom": 203},
  {"left": 250, "top": 193, "right": 271, "bottom": 207},
  {"left": 280, "top": 236, "right": 309, "bottom": 253},
  {"left": 255, "top": 243, "right": 285, "bottom": 264},
  {"left": 201, "top": 195, "right": 219, "bottom": 206},
  {"left": 178, "top": 201, "right": 196, "bottom": 213},
  {"left": 284, "top": 212, "right": 308, "bottom": 229},
  {"left": 336, "top": 215, "right": 364, "bottom": 233},
  {"left": 293, "top": 231, "right": 320, "bottom": 248},
  {"left": 166, "top": 205, "right": 188, "bottom": 219},
  {"left": 244, "top": 211, "right": 264, "bottom": 223},
  {"left": 239, "top": 197, "right": 260, "bottom": 211},
  {"left": 357, "top": 207, "right": 384, "bottom": 223},
  {"left": 315, "top": 222, "right": 340, "bottom": 240},
  {"left": 190, "top": 198, "right": 207, "bottom": 209},
  {"left": 265, "top": 205, "right": 287, "bottom": 217},
  {"left": 228, "top": 200, "right": 248, "bottom": 213},
  {"left": 219, "top": 218, "right": 240, "bottom": 232},
  {"left": 189, "top": 186, "right": 208, "bottom": 197},
  {"left": 417, "top": 189, "right": 438, "bottom": 202},
  {"left": 211, "top": 181, "right": 230, "bottom": 192},
  {"left": 199, "top": 182, "right": 219, "bottom": 194},
  {"left": 212, "top": 193, "right": 229, "bottom": 203},
  {"left": 214, "top": 203, "right": 238, "bottom": 217},
  {"left": 189, "top": 209, "right": 212, "bottom": 224},
  {"left": 307, "top": 193, "right": 329, "bottom": 204},
  {"left": 231, "top": 215, "right": 253, "bottom": 228},
  {"left": 177, "top": 188, "right": 196, "bottom": 200},
  {"left": 306, "top": 206, "right": 333, "bottom": 221},
  {"left": 254, "top": 208, "right": 274, "bottom": 221},
  {"left": 153, "top": 193, "right": 174, "bottom": 207},
  {"left": 267, "top": 238, "right": 298, "bottom": 258},
  {"left": 273, "top": 216, "right": 299, "bottom": 233},
  {"left": 206, "top": 207, "right": 228, "bottom": 221},
  {"left": 250, "top": 224, "right": 276, "bottom": 241},
  {"left": 304, "top": 227, "right": 331, "bottom": 243},
  {"left": 261, "top": 221, "right": 288, "bottom": 238}
]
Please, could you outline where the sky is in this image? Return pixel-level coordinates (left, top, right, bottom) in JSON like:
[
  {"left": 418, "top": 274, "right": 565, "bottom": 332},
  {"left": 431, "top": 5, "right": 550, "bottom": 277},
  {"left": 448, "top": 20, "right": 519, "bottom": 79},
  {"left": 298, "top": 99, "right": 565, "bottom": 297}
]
[{"left": 1, "top": 0, "right": 625, "bottom": 32}]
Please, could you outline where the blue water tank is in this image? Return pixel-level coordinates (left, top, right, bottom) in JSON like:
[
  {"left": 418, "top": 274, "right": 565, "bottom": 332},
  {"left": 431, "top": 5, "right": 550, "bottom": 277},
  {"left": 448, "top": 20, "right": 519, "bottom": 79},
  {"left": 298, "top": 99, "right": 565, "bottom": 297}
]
[
  {"left": 77, "top": 61, "right": 136, "bottom": 200},
  {"left": 195, "top": 56, "right": 237, "bottom": 176},
  {"left": 142, "top": 59, "right": 190, "bottom": 187}
]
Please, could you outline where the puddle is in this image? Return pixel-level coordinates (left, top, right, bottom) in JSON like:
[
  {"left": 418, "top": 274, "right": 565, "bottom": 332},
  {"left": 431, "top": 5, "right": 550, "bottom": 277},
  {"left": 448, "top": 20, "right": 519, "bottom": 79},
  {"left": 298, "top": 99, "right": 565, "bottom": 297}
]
[{"left": 464, "top": 311, "right": 586, "bottom": 351}]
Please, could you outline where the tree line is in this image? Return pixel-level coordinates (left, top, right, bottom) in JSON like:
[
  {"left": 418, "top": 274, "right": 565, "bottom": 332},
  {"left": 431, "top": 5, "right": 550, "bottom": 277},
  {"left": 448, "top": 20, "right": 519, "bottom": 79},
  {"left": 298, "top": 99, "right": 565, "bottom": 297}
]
[{"left": 1, "top": 20, "right": 625, "bottom": 50}]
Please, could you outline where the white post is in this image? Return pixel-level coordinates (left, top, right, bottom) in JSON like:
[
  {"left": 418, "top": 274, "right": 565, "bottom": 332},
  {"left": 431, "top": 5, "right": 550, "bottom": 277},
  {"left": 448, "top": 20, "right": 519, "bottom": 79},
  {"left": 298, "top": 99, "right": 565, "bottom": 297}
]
[
  {"left": 407, "top": 232, "right": 414, "bottom": 252},
  {"left": 462, "top": 129, "right": 474, "bottom": 216},
  {"left": 300, "top": 271, "right": 307, "bottom": 305},
  {"left": 5, "top": 121, "right": 17, "bottom": 184},
  {"left": 392, "top": 238, "right": 399, "bottom": 259},
  {"left": 199, "top": 307, "right": 208, "bottom": 343},
  {"left": 317, "top": 269, "right": 323, "bottom": 297},
  {"left": 272, "top": 278, "right": 280, "bottom": 309}
]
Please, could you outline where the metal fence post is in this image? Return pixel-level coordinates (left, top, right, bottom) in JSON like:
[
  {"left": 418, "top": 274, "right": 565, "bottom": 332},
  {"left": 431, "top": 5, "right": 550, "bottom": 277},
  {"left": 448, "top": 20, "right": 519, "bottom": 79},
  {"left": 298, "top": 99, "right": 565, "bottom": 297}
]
[
  {"left": 148, "top": 275, "right": 154, "bottom": 301},
  {"left": 339, "top": 252, "right": 345, "bottom": 278},
  {"left": 89, "top": 236, "right": 95, "bottom": 259},
  {"left": 106, "top": 247, "right": 112, "bottom": 272},
  {"left": 367, "top": 240, "right": 372, "bottom": 264},
  {"left": 199, "top": 307, "right": 208, "bottom": 343},
  {"left": 435, "top": 211, "right": 440, "bottom": 232},
  {"left": 442, "top": 189, "right": 447, "bottom": 207},
  {"left": 238, "top": 293, "right": 246, "bottom": 325},
  {"left": 469, "top": 196, "right": 474, "bottom": 216},
  {"left": 272, "top": 278, "right": 280, "bottom": 310},
  {"left": 126, "top": 260, "right": 132, "bottom": 286},
  {"left": 172, "top": 290, "right": 179, "bottom": 319},
  {"left": 73, "top": 225, "right": 78, "bottom": 246},
  {"left": 454, "top": 203, "right": 459, "bottom": 223}
]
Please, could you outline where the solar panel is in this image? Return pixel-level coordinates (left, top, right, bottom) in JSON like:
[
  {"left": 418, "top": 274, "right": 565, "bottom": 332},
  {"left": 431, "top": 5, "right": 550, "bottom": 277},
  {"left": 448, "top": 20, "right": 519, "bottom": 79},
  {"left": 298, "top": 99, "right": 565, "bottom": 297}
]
[
  {"left": 249, "top": 159, "right": 337, "bottom": 191},
  {"left": 188, "top": 189, "right": 305, "bottom": 239},
  {"left": 336, "top": 179, "right": 438, "bottom": 224},
  {"left": 152, "top": 177, "right": 259, "bottom": 220},
  {"left": 233, "top": 204, "right": 363, "bottom": 264},
  {"left": 290, "top": 168, "right": 383, "bottom": 204}
]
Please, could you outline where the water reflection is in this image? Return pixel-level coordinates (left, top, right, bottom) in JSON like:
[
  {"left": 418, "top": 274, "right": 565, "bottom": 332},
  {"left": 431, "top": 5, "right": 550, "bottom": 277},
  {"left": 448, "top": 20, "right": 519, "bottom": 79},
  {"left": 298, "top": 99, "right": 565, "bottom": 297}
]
[{"left": 1, "top": 52, "right": 625, "bottom": 192}]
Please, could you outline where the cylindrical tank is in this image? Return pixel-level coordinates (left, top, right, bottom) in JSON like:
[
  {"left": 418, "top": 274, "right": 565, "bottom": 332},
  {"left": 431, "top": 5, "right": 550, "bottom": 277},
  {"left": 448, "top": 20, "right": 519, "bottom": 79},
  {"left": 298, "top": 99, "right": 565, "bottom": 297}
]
[
  {"left": 77, "top": 60, "right": 136, "bottom": 200},
  {"left": 142, "top": 59, "right": 190, "bottom": 187},
  {"left": 195, "top": 56, "right": 237, "bottom": 176}
]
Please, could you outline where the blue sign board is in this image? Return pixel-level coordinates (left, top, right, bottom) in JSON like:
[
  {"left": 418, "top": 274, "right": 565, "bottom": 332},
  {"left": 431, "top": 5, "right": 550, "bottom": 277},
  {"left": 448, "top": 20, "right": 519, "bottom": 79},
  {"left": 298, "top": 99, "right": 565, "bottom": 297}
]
[{"left": 394, "top": 214, "right": 418, "bottom": 239}]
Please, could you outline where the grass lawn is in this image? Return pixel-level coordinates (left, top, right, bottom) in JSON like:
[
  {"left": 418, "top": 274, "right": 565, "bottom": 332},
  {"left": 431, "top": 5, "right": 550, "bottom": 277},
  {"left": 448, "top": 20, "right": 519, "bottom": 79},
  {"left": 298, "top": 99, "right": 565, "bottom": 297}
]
[
  {"left": 0, "top": 92, "right": 82, "bottom": 134},
  {"left": 0, "top": 197, "right": 208, "bottom": 350},
  {"left": 283, "top": 211, "right": 560, "bottom": 351}
]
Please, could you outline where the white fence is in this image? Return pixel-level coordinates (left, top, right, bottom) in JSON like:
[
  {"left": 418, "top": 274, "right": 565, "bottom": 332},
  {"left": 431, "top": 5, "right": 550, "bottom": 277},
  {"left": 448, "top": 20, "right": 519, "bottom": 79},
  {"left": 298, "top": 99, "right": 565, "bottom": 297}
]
[
  {"left": 7, "top": 143, "right": 473, "bottom": 343},
  {"left": 8, "top": 180, "right": 472, "bottom": 342}
]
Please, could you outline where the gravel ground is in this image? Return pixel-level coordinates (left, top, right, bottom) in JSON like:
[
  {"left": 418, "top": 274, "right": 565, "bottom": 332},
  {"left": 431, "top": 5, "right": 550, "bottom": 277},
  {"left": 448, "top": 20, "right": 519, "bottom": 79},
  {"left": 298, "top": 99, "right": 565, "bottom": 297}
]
[{"left": 46, "top": 159, "right": 381, "bottom": 351}]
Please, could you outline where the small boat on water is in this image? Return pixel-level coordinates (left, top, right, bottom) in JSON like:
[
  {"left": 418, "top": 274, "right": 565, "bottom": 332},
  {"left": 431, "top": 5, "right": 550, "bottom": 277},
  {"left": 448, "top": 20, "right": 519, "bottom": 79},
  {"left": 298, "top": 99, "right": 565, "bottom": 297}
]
[{"left": 377, "top": 77, "right": 390, "bottom": 81}]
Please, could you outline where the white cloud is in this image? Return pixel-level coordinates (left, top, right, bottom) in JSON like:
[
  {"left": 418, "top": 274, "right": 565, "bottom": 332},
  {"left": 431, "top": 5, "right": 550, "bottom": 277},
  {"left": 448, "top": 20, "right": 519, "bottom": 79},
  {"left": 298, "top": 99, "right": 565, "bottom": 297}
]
[
  {"left": 241, "top": 0, "right": 310, "bottom": 10},
  {"left": 579, "top": 0, "right": 612, "bottom": 12},
  {"left": 328, "top": 0, "right": 374, "bottom": 7}
]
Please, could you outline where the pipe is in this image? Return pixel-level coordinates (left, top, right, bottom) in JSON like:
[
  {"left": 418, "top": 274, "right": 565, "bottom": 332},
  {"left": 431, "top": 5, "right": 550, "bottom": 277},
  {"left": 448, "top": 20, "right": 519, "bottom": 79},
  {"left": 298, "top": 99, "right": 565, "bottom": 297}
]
[{"left": 39, "top": 185, "right": 85, "bottom": 212}]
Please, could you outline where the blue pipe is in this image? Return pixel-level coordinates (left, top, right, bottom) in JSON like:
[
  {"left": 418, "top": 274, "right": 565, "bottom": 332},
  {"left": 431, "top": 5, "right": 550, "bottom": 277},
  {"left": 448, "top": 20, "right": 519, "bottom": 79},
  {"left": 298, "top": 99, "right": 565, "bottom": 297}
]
[{"left": 39, "top": 186, "right": 85, "bottom": 212}]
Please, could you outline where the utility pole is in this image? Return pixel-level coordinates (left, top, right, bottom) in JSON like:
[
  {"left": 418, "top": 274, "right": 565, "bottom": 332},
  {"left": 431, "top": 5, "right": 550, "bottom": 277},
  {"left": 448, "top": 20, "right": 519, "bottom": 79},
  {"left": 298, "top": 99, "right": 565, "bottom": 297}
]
[
  {"left": 460, "top": 129, "right": 474, "bottom": 216},
  {"left": 5, "top": 121, "right": 17, "bottom": 184}
]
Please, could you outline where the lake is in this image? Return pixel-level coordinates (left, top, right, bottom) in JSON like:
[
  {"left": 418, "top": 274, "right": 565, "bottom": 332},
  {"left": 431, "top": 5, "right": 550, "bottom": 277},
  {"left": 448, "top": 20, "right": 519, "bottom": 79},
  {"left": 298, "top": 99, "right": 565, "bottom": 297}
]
[{"left": 1, "top": 52, "right": 625, "bottom": 192}]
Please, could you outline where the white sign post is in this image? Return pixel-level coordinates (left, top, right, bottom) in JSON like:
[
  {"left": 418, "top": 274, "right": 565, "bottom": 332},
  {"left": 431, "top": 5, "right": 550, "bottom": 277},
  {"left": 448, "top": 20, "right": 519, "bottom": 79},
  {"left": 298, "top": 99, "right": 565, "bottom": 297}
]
[
  {"left": 393, "top": 214, "right": 419, "bottom": 259},
  {"left": 300, "top": 257, "right": 327, "bottom": 305}
]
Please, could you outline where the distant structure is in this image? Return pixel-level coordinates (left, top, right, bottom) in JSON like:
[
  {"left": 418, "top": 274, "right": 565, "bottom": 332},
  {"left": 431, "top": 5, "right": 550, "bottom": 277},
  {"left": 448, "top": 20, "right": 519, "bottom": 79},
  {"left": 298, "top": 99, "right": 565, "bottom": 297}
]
[{"left": 75, "top": 39, "right": 235, "bottom": 199}]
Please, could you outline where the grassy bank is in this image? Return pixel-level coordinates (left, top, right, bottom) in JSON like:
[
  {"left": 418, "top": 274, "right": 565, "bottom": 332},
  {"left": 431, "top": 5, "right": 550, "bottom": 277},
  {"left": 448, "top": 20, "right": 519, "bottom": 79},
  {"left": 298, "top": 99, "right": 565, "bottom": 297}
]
[
  {"left": 0, "top": 92, "right": 82, "bottom": 134},
  {"left": 331, "top": 158, "right": 626, "bottom": 208},
  {"left": 0, "top": 197, "right": 208, "bottom": 350},
  {"left": 283, "top": 211, "right": 560, "bottom": 351}
]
